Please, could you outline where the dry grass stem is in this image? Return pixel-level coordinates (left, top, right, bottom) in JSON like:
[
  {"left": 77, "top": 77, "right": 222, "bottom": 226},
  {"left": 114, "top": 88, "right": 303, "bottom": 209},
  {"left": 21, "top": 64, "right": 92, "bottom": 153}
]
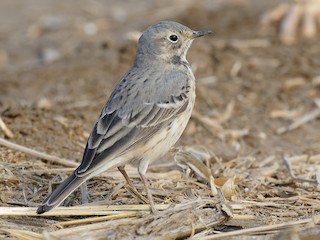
[
  {"left": 21, "top": 168, "right": 74, "bottom": 174},
  {"left": 48, "top": 219, "right": 134, "bottom": 238},
  {"left": 0, "top": 204, "right": 171, "bottom": 216},
  {"left": 232, "top": 214, "right": 256, "bottom": 220},
  {"left": 215, "top": 100, "right": 235, "bottom": 124},
  {"left": 202, "top": 215, "right": 320, "bottom": 239},
  {"left": 270, "top": 109, "right": 302, "bottom": 120},
  {"left": 284, "top": 156, "right": 319, "bottom": 185},
  {"left": 282, "top": 77, "right": 306, "bottom": 90},
  {"left": 0, "top": 229, "right": 42, "bottom": 240},
  {"left": 277, "top": 107, "right": 320, "bottom": 134},
  {"left": 260, "top": 3, "right": 289, "bottom": 28},
  {"left": 0, "top": 137, "right": 78, "bottom": 167},
  {"left": 58, "top": 211, "right": 141, "bottom": 226},
  {"left": 192, "top": 110, "right": 224, "bottom": 133},
  {"left": 0, "top": 117, "right": 14, "bottom": 138},
  {"left": 192, "top": 109, "right": 248, "bottom": 140}
]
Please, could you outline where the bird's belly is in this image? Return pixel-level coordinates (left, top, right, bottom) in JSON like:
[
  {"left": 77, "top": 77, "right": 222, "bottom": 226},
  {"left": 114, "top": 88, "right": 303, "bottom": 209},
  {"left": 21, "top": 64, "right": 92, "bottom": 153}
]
[
  {"left": 89, "top": 100, "right": 195, "bottom": 176},
  {"left": 130, "top": 100, "right": 195, "bottom": 165}
]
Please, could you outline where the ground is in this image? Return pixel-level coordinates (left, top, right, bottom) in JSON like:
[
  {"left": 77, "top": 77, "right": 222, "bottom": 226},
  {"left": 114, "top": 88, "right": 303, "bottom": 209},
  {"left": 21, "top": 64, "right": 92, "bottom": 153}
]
[{"left": 0, "top": 0, "right": 319, "bottom": 239}]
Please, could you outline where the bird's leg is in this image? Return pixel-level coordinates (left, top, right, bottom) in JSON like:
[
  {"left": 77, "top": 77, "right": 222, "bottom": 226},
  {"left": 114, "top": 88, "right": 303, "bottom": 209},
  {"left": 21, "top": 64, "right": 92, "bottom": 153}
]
[
  {"left": 138, "top": 160, "right": 158, "bottom": 214},
  {"left": 117, "top": 166, "right": 148, "bottom": 204},
  {"left": 139, "top": 172, "right": 158, "bottom": 214},
  {"left": 80, "top": 181, "right": 90, "bottom": 204}
]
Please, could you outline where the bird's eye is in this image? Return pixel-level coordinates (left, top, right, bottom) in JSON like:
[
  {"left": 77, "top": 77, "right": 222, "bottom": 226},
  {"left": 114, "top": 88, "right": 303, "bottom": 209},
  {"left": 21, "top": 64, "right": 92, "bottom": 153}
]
[{"left": 168, "top": 35, "right": 178, "bottom": 42}]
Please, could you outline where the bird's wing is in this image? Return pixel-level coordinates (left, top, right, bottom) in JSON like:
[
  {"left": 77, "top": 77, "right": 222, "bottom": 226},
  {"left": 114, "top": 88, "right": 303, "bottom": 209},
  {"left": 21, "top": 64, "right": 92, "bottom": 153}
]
[{"left": 75, "top": 69, "right": 192, "bottom": 176}]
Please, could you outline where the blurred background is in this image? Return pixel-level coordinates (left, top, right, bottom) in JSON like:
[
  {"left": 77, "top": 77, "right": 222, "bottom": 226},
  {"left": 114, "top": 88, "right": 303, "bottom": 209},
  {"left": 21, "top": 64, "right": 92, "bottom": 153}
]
[{"left": 1, "top": 0, "right": 319, "bottom": 160}]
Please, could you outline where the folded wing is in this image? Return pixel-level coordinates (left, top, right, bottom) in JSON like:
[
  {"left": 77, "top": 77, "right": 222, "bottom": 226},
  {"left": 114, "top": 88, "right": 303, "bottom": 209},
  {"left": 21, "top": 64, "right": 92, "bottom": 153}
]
[{"left": 76, "top": 69, "right": 191, "bottom": 176}]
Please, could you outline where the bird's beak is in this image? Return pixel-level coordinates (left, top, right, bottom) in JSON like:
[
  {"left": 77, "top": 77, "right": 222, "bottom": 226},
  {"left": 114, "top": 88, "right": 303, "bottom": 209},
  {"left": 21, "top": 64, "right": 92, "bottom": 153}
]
[{"left": 192, "top": 30, "right": 212, "bottom": 38}]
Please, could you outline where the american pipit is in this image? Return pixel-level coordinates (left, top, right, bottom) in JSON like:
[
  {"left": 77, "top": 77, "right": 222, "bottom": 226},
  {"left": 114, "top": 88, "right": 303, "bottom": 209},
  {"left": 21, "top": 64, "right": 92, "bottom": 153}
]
[{"left": 37, "top": 21, "right": 211, "bottom": 214}]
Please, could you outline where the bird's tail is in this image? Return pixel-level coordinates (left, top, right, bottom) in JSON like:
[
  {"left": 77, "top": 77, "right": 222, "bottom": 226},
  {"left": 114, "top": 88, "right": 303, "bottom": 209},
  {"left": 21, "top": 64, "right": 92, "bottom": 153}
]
[{"left": 37, "top": 172, "right": 87, "bottom": 214}]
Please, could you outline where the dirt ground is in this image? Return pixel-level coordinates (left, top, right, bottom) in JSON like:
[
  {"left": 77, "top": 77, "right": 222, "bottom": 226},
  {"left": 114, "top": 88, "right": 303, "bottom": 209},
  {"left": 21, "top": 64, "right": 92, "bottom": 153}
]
[{"left": 0, "top": 0, "right": 319, "bottom": 239}]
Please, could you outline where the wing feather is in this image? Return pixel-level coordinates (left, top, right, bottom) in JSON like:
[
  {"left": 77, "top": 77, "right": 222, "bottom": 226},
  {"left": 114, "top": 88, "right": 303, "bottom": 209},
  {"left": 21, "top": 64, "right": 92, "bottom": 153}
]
[{"left": 76, "top": 69, "right": 192, "bottom": 176}]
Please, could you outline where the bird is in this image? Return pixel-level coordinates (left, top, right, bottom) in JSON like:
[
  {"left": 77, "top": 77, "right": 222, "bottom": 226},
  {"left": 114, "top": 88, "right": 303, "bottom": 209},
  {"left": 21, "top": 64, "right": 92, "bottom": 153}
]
[{"left": 37, "top": 20, "right": 212, "bottom": 214}]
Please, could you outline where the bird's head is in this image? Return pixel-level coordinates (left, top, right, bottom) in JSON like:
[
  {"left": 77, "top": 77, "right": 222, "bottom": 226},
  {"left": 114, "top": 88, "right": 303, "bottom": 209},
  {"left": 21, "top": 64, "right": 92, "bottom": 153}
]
[{"left": 135, "top": 21, "right": 212, "bottom": 65}]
